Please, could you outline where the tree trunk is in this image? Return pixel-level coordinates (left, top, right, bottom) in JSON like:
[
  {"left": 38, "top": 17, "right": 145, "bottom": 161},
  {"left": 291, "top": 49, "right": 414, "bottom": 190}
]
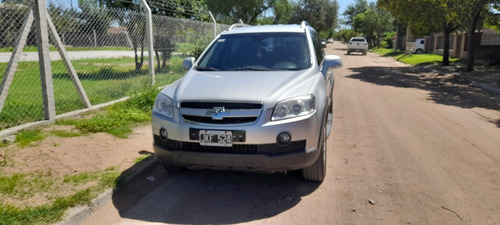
[
  {"left": 465, "top": 9, "right": 483, "bottom": 72},
  {"left": 442, "top": 30, "right": 450, "bottom": 66},
  {"left": 466, "top": 31, "right": 475, "bottom": 72},
  {"left": 395, "top": 23, "right": 401, "bottom": 50},
  {"left": 155, "top": 49, "right": 161, "bottom": 72},
  {"left": 136, "top": 27, "right": 145, "bottom": 72}
]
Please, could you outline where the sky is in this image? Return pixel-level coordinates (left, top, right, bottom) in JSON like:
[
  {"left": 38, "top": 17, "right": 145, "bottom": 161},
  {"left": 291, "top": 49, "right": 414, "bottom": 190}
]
[
  {"left": 48, "top": 0, "right": 79, "bottom": 9},
  {"left": 338, "top": 0, "right": 377, "bottom": 17},
  {"left": 338, "top": 0, "right": 355, "bottom": 15}
]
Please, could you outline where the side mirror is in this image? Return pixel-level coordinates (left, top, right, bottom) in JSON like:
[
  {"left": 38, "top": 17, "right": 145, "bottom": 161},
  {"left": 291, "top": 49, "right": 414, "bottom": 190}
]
[
  {"left": 182, "top": 57, "right": 196, "bottom": 70},
  {"left": 321, "top": 55, "right": 342, "bottom": 75}
]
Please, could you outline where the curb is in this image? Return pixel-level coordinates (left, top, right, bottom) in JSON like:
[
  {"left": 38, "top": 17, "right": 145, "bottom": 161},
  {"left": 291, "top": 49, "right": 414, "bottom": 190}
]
[
  {"left": 55, "top": 155, "right": 162, "bottom": 225},
  {"left": 54, "top": 190, "right": 113, "bottom": 225}
]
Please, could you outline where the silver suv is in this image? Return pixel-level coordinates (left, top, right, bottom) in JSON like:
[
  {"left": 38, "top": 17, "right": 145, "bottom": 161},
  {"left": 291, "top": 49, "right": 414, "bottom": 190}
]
[{"left": 152, "top": 21, "right": 342, "bottom": 181}]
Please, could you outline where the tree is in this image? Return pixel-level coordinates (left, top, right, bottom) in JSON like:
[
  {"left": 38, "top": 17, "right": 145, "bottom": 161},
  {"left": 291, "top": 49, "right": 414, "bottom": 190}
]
[
  {"left": 205, "top": 0, "right": 276, "bottom": 24},
  {"left": 92, "top": 0, "right": 207, "bottom": 71},
  {"left": 351, "top": 3, "right": 393, "bottom": 48},
  {"left": 272, "top": 0, "right": 293, "bottom": 24},
  {"left": 333, "top": 29, "right": 358, "bottom": 43},
  {"left": 48, "top": 5, "right": 80, "bottom": 35},
  {"left": 97, "top": 0, "right": 206, "bottom": 19},
  {"left": 78, "top": 0, "right": 114, "bottom": 38},
  {"left": 378, "top": 0, "right": 460, "bottom": 66},
  {"left": 459, "top": 0, "right": 500, "bottom": 71},
  {"left": 0, "top": 0, "right": 32, "bottom": 4},
  {"left": 0, "top": 1, "right": 34, "bottom": 47},
  {"left": 289, "top": 0, "right": 339, "bottom": 32},
  {"left": 343, "top": 0, "right": 369, "bottom": 26}
]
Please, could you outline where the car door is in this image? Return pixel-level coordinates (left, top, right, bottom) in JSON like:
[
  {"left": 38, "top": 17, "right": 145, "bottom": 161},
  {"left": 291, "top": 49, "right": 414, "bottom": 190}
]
[{"left": 309, "top": 29, "right": 333, "bottom": 98}]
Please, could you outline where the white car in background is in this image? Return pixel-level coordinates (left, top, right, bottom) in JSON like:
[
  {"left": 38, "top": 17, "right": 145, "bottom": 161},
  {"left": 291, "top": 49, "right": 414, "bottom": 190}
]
[{"left": 347, "top": 37, "right": 368, "bottom": 55}]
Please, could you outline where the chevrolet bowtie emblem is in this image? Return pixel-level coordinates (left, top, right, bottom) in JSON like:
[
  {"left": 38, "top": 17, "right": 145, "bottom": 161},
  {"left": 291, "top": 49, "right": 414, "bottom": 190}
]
[{"left": 206, "top": 106, "right": 230, "bottom": 120}]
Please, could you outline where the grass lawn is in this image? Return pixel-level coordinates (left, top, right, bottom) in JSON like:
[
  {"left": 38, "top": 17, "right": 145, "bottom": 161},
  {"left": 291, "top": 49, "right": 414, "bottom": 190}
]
[
  {"left": 372, "top": 48, "right": 461, "bottom": 65},
  {"left": 0, "top": 56, "right": 184, "bottom": 129}
]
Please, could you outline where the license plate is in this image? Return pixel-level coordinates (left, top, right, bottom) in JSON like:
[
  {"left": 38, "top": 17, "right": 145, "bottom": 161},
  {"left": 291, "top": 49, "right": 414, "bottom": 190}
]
[{"left": 199, "top": 130, "right": 233, "bottom": 147}]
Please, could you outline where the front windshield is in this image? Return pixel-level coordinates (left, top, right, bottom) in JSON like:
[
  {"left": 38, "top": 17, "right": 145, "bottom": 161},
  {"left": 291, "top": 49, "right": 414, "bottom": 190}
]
[{"left": 196, "top": 32, "right": 311, "bottom": 71}]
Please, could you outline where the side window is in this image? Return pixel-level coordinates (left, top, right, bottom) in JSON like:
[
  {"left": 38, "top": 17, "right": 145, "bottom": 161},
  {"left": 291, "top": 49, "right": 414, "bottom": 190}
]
[{"left": 309, "top": 29, "right": 324, "bottom": 65}]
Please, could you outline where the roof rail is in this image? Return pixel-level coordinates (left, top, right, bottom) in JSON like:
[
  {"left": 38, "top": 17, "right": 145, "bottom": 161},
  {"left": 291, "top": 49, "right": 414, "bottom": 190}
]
[
  {"left": 300, "top": 21, "right": 310, "bottom": 29},
  {"left": 228, "top": 22, "right": 250, "bottom": 31}
]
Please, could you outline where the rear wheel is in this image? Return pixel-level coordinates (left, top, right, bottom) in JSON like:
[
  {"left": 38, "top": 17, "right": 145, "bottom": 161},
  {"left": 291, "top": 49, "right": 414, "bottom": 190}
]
[{"left": 302, "top": 122, "right": 327, "bottom": 181}]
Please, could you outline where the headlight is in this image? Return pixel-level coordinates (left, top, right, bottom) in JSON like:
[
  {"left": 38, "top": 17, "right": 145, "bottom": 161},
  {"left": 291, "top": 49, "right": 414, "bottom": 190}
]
[
  {"left": 153, "top": 93, "right": 174, "bottom": 118},
  {"left": 272, "top": 95, "right": 316, "bottom": 121}
]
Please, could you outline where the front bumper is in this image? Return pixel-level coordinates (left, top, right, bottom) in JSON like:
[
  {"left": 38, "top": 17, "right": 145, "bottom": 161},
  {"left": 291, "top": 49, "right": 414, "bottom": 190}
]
[
  {"left": 348, "top": 48, "right": 367, "bottom": 52},
  {"left": 152, "top": 107, "right": 322, "bottom": 172}
]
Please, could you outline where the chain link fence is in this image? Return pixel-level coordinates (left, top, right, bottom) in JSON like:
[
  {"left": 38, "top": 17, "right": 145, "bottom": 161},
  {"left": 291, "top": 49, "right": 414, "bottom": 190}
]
[{"left": 0, "top": 2, "right": 228, "bottom": 130}]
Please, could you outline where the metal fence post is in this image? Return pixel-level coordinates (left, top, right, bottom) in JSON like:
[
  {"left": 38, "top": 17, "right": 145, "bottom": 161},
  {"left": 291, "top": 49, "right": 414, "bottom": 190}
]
[
  {"left": 0, "top": 9, "right": 34, "bottom": 115},
  {"left": 209, "top": 11, "right": 216, "bottom": 38},
  {"left": 46, "top": 9, "right": 91, "bottom": 108},
  {"left": 139, "top": 0, "right": 155, "bottom": 86},
  {"left": 34, "top": 0, "right": 56, "bottom": 121}
]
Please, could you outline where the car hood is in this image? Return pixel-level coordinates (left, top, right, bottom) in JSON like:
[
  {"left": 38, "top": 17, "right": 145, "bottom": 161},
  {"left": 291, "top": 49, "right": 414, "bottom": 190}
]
[{"left": 167, "top": 69, "right": 317, "bottom": 109}]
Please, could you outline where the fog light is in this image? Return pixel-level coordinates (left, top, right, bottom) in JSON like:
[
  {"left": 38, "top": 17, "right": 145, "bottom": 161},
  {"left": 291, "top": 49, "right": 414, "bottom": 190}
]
[
  {"left": 277, "top": 132, "right": 291, "bottom": 146},
  {"left": 159, "top": 128, "right": 168, "bottom": 140}
]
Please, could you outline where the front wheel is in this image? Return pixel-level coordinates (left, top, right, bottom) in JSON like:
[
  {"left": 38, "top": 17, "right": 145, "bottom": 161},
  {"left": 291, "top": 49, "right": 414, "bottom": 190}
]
[{"left": 302, "top": 123, "right": 327, "bottom": 181}]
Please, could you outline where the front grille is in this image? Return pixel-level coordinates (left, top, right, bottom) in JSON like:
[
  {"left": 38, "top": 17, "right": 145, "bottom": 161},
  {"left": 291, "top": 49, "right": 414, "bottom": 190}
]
[
  {"left": 180, "top": 101, "right": 263, "bottom": 125},
  {"left": 154, "top": 135, "right": 305, "bottom": 155},
  {"left": 181, "top": 102, "right": 263, "bottom": 109},
  {"left": 182, "top": 115, "right": 258, "bottom": 124}
]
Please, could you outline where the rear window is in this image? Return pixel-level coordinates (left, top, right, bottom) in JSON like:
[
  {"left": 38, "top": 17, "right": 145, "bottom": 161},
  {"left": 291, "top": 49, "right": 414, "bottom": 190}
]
[
  {"left": 351, "top": 38, "right": 366, "bottom": 42},
  {"left": 197, "top": 32, "right": 311, "bottom": 71}
]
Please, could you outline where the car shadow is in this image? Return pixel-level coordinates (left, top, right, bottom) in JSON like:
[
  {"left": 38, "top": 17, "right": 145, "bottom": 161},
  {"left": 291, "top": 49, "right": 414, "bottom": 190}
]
[
  {"left": 111, "top": 156, "right": 321, "bottom": 224},
  {"left": 346, "top": 66, "right": 500, "bottom": 125}
]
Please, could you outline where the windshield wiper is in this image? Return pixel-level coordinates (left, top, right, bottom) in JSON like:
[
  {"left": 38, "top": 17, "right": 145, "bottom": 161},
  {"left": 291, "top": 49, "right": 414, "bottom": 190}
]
[
  {"left": 230, "top": 66, "right": 271, "bottom": 71},
  {"left": 196, "top": 66, "right": 220, "bottom": 71}
]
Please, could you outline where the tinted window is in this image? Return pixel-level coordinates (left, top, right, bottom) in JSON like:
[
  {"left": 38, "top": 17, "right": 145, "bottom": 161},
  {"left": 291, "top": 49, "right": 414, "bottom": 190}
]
[
  {"left": 309, "top": 28, "right": 324, "bottom": 65},
  {"left": 197, "top": 33, "right": 311, "bottom": 71}
]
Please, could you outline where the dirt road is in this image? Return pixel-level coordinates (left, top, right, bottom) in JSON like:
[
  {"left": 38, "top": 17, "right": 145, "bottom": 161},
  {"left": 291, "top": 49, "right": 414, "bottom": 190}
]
[{"left": 82, "top": 44, "right": 500, "bottom": 225}]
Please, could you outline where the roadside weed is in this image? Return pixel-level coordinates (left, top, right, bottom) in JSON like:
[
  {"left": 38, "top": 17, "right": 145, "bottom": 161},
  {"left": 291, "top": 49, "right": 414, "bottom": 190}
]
[
  {"left": 0, "top": 167, "right": 121, "bottom": 225},
  {"left": 15, "top": 129, "right": 46, "bottom": 147},
  {"left": 49, "top": 130, "right": 82, "bottom": 138},
  {"left": 134, "top": 154, "right": 152, "bottom": 163}
]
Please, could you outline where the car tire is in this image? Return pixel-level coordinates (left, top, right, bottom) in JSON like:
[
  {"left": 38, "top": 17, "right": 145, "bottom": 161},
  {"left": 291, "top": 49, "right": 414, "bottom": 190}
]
[
  {"left": 302, "top": 120, "right": 327, "bottom": 181},
  {"left": 415, "top": 49, "right": 423, "bottom": 54},
  {"left": 346, "top": 51, "right": 350, "bottom": 55},
  {"left": 362, "top": 50, "right": 367, "bottom": 55}
]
